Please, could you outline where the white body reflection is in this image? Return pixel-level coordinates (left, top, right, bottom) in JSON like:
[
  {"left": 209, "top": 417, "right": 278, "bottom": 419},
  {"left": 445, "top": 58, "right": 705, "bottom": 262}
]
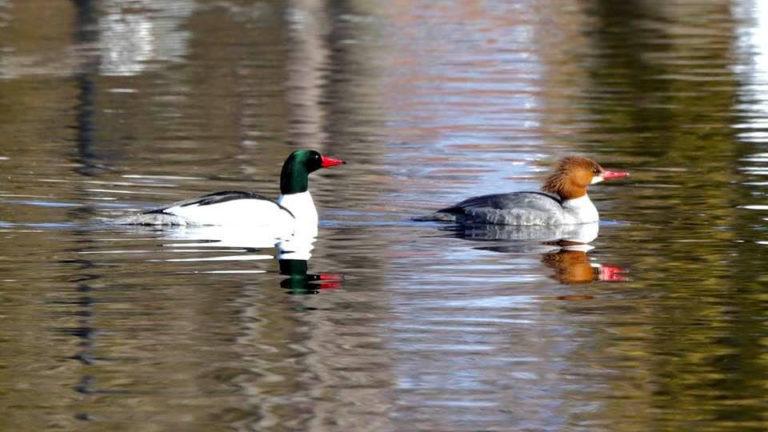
[
  {"left": 277, "top": 233, "right": 316, "bottom": 261},
  {"left": 158, "top": 226, "right": 342, "bottom": 290},
  {"left": 161, "top": 225, "right": 287, "bottom": 251},
  {"left": 446, "top": 222, "right": 625, "bottom": 283},
  {"left": 454, "top": 221, "right": 599, "bottom": 251}
]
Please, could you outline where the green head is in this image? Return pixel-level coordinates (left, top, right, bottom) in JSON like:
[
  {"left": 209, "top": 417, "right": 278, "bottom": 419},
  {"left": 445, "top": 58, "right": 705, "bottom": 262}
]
[{"left": 280, "top": 149, "right": 345, "bottom": 195}]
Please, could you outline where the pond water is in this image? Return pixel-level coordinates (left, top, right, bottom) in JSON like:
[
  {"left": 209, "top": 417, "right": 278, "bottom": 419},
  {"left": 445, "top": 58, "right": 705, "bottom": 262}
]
[{"left": 1, "top": 0, "right": 767, "bottom": 431}]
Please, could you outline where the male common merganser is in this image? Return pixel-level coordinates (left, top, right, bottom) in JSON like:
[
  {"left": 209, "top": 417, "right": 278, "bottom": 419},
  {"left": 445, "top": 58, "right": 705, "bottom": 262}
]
[
  {"left": 117, "top": 149, "right": 345, "bottom": 233},
  {"left": 424, "top": 156, "right": 628, "bottom": 225}
]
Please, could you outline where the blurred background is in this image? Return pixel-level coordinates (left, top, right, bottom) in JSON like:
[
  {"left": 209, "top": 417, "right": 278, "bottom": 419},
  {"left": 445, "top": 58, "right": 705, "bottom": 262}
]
[{"left": 0, "top": 0, "right": 767, "bottom": 431}]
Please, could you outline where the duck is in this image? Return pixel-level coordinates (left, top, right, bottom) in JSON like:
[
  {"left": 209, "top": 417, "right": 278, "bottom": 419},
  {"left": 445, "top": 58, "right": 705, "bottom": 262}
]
[
  {"left": 117, "top": 149, "right": 345, "bottom": 235},
  {"left": 423, "top": 156, "right": 628, "bottom": 225}
]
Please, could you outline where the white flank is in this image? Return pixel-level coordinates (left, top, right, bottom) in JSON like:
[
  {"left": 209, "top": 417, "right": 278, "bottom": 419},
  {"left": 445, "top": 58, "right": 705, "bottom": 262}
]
[{"left": 165, "top": 198, "right": 294, "bottom": 233}]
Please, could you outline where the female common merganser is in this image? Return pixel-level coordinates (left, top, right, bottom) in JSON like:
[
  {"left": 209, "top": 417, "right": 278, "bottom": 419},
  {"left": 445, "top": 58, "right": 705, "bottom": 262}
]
[
  {"left": 117, "top": 149, "right": 345, "bottom": 233},
  {"left": 424, "top": 156, "right": 628, "bottom": 225}
]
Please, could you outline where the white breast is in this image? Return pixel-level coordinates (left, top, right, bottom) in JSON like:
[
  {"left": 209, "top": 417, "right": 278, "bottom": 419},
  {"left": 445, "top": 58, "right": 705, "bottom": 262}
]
[
  {"left": 277, "top": 191, "right": 318, "bottom": 236},
  {"left": 561, "top": 195, "right": 599, "bottom": 224}
]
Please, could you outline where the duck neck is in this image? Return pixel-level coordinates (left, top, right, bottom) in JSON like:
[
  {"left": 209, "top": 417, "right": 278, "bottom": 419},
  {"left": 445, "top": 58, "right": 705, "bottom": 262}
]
[{"left": 280, "top": 159, "right": 310, "bottom": 195}]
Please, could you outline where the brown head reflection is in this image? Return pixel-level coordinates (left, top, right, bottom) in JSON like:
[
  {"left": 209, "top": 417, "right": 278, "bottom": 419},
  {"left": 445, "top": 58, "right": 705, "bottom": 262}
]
[{"left": 542, "top": 249, "right": 627, "bottom": 284}]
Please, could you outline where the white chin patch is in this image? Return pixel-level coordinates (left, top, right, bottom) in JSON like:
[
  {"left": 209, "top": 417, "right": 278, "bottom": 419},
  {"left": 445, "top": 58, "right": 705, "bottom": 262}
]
[{"left": 590, "top": 175, "right": 604, "bottom": 184}]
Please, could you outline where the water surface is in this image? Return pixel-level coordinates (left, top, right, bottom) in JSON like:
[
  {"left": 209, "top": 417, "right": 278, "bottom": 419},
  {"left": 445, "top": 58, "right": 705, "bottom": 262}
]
[{"left": 1, "top": 0, "right": 767, "bottom": 431}]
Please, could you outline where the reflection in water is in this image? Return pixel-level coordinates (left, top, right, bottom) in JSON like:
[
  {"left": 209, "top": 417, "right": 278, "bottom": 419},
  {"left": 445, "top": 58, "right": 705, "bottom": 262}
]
[
  {"left": 451, "top": 221, "right": 599, "bottom": 246},
  {"left": 446, "top": 222, "right": 627, "bottom": 283},
  {"left": 0, "top": 0, "right": 191, "bottom": 79},
  {"left": 159, "top": 226, "right": 344, "bottom": 293},
  {"left": 278, "top": 234, "right": 343, "bottom": 294},
  {"left": 279, "top": 259, "right": 343, "bottom": 294},
  {"left": 2, "top": 0, "right": 768, "bottom": 430},
  {"left": 734, "top": 0, "right": 768, "bottom": 143},
  {"left": 285, "top": 0, "right": 331, "bottom": 148},
  {"left": 72, "top": 0, "right": 101, "bottom": 177},
  {"left": 97, "top": 0, "right": 192, "bottom": 76},
  {"left": 735, "top": 0, "right": 768, "bottom": 234},
  {"left": 541, "top": 249, "right": 626, "bottom": 284}
]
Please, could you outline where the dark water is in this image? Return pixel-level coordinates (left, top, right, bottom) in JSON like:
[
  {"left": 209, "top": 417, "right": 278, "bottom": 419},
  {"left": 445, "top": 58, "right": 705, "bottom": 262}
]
[{"left": 1, "top": 0, "right": 767, "bottom": 430}]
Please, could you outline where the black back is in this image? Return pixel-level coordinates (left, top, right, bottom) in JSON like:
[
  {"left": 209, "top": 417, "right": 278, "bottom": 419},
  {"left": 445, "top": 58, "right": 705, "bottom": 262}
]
[
  {"left": 143, "top": 191, "right": 294, "bottom": 217},
  {"left": 438, "top": 191, "right": 562, "bottom": 214}
]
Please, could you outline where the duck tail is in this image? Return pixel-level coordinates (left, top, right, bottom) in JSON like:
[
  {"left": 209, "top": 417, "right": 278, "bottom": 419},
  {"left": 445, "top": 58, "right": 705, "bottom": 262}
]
[{"left": 412, "top": 211, "right": 458, "bottom": 222}]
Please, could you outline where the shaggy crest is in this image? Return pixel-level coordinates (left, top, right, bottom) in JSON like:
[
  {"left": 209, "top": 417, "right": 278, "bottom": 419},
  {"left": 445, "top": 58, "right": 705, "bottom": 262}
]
[{"left": 542, "top": 156, "right": 602, "bottom": 200}]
